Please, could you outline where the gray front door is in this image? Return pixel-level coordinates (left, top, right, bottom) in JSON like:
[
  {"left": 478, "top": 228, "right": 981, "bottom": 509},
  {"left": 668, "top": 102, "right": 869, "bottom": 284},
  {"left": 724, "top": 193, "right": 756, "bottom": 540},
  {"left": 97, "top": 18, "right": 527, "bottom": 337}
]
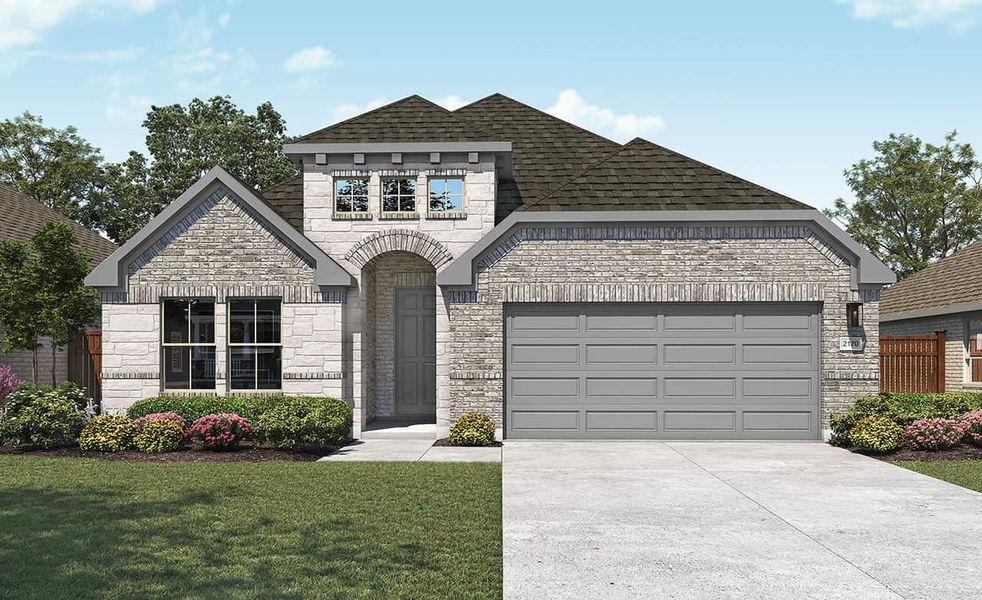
[
  {"left": 505, "top": 303, "right": 821, "bottom": 440},
  {"left": 395, "top": 287, "right": 437, "bottom": 416}
]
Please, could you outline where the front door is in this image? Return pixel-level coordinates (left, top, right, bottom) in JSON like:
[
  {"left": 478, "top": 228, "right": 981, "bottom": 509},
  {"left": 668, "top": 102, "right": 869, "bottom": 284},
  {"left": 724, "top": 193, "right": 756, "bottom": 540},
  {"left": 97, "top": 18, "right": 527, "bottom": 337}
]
[{"left": 395, "top": 287, "right": 436, "bottom": 416}]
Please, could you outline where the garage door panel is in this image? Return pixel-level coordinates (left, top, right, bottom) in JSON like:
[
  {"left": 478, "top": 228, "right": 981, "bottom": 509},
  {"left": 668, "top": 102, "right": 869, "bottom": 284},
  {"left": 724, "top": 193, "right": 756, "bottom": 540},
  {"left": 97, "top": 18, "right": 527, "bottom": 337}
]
[
  {"left": 743, "top": 377, "right": 812, "bottom": 398},
  {"left": 743, "top": 411, "right": 813, "bottom": 431},
  {"left": 511, "top": 411, "right": 580, "bottom": 431},
  {"left": 663, "top": 377, "right": 736, "bottom": 398},
  {"left": 663, "top": 411, "right": 736, "bottom": 431},
  {"left": 510, "top": 313, "right": 579, "bottom": 332},
  {"left": 585, "top": 313, "right": 658, "bottom": 331},
  {"left": 510, "top": 344, "right": 580, "bottom": 366},
  {"left": 585, "top": 377, "right": 657, "bottom": 398},
  {"left": 510, "top": 377, "right": 578, "bottom": 397},
  {"left": 744, "top": 344, "right": 813, "bottom": 365},
  {"left": 664, "top": 313, "right": 736, "bottom": 331},
  {"left": 585, "top": 344, "right": 657, "bottom": 365},
  {"left": 586, "top": 411, "right": 657, "bottom": 431},
  {"left": 663, "top": 344, "right": 736, "bottom": 365}
]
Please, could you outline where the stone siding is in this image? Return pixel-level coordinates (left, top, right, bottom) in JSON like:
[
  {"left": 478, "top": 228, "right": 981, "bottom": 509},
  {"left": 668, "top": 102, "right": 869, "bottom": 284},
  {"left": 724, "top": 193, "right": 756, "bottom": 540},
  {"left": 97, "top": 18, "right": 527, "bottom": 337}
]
[
  {"left": 101, "top": 303, "right": 160, "bottom": 413},
  {"left": 881, "top": 313, "right": 977, "bottom": 391}
]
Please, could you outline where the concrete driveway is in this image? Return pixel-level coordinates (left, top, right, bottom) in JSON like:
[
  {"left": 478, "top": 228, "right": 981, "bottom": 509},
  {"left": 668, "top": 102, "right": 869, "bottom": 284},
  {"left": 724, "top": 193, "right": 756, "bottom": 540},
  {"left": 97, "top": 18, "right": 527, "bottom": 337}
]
[{"left": 504, "top": 442, "right": 982, "bottom": 599}]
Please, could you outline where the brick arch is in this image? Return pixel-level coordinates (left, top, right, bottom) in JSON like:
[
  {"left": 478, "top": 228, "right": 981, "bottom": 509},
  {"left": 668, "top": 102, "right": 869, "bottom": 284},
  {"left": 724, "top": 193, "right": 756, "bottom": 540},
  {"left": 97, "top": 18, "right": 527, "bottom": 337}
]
[{"left": 344, "top": 229, "right": 454, "bottom": 269}]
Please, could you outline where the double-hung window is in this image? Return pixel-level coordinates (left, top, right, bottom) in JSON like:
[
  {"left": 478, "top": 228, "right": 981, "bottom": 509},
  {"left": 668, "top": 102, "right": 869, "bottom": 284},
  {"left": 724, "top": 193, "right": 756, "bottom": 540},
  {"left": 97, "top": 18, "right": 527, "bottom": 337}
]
[
  {"left": 428, "top": 177, "right": 464, "bottom": 212},
  {"left": 381, "top": 177, "right": 416, "bottom": 213},
  {"left": 162, "top": 299, "right": 216, "bottom": 390},
  {"left": 969, "top": 321, "right": 982, "bottom": 383},
  {"left": 228, "top": 299, "right": 282, "bottom": 390},
  {"left": 334, "top": 178, "right": 369, "bottom": 213}
]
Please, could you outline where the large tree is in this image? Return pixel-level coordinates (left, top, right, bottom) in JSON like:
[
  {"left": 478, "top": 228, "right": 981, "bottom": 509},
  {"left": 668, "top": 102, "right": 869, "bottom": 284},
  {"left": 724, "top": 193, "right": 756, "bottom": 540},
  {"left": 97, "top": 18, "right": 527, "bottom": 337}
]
[
  {"left": 0, "top": 112, "right": 105, "bottom": 220},
  {"left": 82, "top": 96, "right": 298, "bottom": 243},
  {"left": 826, "top": 131, "right": 982, "bottom": 278},
  {"left": 0, "top": 222, "right": 98, "bottom": 383}
]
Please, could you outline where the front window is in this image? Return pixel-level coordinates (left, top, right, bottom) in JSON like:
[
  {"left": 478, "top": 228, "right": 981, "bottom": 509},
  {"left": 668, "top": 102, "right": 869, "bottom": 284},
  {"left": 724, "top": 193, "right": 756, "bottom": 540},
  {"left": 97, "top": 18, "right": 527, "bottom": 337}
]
[
  {"left": 428, "top": 177, "right": 463, "bottom": 212},
  {"left": 969, "top": 322, "right": 982, "bottom": 383},
  {"left": 334, "top": 178, "right": 369, "bottom": 213},
  {"left": 161, "top": 299, "right": 216, "bottom": 390},
  {"left": 228, "top": 299, "right": 282, "bottom": 390},
  {"left": 381, "top": 177, "right": 416, "bottom": 212}
]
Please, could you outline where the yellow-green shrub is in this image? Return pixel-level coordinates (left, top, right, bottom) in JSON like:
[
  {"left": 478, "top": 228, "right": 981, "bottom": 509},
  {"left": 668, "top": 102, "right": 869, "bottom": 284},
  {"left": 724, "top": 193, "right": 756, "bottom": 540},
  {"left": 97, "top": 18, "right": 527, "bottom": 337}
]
[
  {"left": 447, "top": 413, "right": 496, "bottom": 447},
  {"left": 79, "top": 415, "right": 135, "bottom": 452}
]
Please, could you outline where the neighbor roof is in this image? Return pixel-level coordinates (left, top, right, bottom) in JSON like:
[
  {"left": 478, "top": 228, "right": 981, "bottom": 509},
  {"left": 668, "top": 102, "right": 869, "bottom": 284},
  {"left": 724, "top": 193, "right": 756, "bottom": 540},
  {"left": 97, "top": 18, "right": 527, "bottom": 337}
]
[
  {"left": 881, "top": 241, "right": 982, "bottom": 318},
  {"left": 0, "top": 183, "right": 116, "bottom": 264}
]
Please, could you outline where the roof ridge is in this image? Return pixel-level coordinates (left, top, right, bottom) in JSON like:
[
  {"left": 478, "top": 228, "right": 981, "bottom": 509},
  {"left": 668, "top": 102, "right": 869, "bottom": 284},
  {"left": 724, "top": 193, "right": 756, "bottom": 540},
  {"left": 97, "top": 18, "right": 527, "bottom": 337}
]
[
  {"left": 454, "top": 93, "right": 619, "bottom": 146},
  {"left": 885, "top": 238, "right": 982, "bottom": 291},
  {"left": 520, "top": 141, "right": 638, "bottom": 209}
]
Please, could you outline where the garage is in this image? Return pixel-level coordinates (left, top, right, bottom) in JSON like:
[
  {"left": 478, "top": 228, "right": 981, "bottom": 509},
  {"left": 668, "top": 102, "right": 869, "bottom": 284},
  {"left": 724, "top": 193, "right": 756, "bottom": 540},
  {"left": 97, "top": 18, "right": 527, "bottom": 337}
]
[{"left": 505, "top": 303, "right": 821, "bottom": 440}]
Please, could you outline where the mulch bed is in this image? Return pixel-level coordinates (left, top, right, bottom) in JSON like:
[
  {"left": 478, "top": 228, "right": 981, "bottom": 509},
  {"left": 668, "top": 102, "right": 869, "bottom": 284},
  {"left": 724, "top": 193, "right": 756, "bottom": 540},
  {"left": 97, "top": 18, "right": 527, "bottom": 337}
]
[
  {"left": 863, "top": 445, "right": 982, "bottom": 462},
  {"left": 0, "top": 445, "right": 324, "bottom": 462},
  {"left": 432, "top": 438, "right": 502, "bottom": 448}
]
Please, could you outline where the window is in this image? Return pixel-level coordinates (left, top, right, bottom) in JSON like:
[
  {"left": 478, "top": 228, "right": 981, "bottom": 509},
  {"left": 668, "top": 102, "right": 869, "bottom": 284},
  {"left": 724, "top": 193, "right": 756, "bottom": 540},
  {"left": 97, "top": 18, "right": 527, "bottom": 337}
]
[
  {"left": 428, "top": 177, "right": 463, "bottom": 212},
  {"left": 162, "top": 299, "right": 216, "bottom": 390},
  {"left": 228, "top": 299, "right": 282, "bottom": 390},
  {"left": 381, "top": 177, "right": 416, "bottom": 212},
  {"left": 334, "top": 178, "right": 369, "bottom": 213},
  {"left": 969, "top": 322, "right": 982, "bottom": 383}
]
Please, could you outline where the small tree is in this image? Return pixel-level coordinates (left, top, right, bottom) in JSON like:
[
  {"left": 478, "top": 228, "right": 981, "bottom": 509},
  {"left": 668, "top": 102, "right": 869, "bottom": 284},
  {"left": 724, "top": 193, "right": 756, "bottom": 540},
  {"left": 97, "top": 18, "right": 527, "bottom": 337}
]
[{"left": 0, "top": 222, "right": 98, "bottom": 383}]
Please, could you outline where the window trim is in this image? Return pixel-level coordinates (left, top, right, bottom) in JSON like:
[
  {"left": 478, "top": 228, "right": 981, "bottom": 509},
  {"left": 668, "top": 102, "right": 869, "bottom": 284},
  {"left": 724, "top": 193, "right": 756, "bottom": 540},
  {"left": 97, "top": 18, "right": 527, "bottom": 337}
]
[
  {"left": 227, "top": 297, "right": 283, "bottom": 392},
  {"left": 380, "top": 176, "right": 418, "bottom": 214},
  {"left": 426, "top": 176, "right": 465, "bottom": 215},
  {"left": 333, "top": 177, "right": 370, "bottom": 215},
  {"left": 160, "top": 298, "right": 216, "bottom": 392}
]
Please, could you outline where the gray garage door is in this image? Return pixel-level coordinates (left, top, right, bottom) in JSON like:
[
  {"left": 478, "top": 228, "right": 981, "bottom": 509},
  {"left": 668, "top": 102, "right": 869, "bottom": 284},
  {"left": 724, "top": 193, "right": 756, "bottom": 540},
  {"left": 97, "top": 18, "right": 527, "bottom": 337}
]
[{"left": 505, "top": 303, "right": 820, "bottom": 440}]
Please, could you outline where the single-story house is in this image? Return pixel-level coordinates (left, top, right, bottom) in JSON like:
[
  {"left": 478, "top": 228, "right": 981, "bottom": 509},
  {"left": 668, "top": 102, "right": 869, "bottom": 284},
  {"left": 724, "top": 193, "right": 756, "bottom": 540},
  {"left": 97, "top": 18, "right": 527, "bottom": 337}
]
[
  {"left": 880, "top": 241, "right": 982, "bottom": 391},
  {"left": 86, "top": 94, "right": 894, "bottom": 440},
  {"left": 0, "top": 183, "right": 116, "bottom": 383}
]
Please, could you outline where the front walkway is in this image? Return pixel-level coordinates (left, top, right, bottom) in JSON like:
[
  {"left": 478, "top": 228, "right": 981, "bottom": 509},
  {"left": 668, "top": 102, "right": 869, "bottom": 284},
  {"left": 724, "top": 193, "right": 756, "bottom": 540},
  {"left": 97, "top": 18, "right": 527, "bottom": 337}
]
[
  {"left": 504, "top": 441, "right": 982, "bottom": 599},
  {"left": 319, "top": 438, "right": 501, "bottom": 462}
]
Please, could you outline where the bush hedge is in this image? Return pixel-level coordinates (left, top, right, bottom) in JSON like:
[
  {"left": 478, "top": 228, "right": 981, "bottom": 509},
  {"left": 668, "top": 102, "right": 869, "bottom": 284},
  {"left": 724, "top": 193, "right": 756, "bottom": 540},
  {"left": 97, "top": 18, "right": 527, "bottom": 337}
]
[
  {"left": 901, "top": 418, "right": 967, "bottom": 451},
  {"left": 850, "top": 416, "right": 903, "bottom": 454},
  {"left": 187, "top": 413, "right": 253, "bottom": 450},
  {"left": 79, "top": 415, "right": 136, "bottom": 452},
  {"left": 128, "top": 395, "right": 287, "bottom": 424},
  {"left": 830, "top": 393, "right": 982, "bottom": 447},
  {"left": 255, "top": 396, "right": 352, "bottom": 451},
  {"left": 133, "top": 420, "right": 185, "bottom": 454},
  {"left": 447, "top": 413, "right": 497, "bottom": 447},
  {"left": 0, "top": 384, "right": 88, "bottom": 449}
]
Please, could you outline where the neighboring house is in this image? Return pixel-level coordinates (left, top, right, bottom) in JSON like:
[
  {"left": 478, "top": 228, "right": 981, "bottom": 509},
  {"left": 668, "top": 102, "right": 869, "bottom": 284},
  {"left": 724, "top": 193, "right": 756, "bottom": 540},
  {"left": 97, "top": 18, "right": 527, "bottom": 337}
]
[
  {"left": 0, "top": 183, "right": 116, "bottom": 382},
  {"left": 85, "top": 94, "right": 894, "bottom": 440},
  {"left": 880, "top": 241, "right": 982, "bottom": 391}
]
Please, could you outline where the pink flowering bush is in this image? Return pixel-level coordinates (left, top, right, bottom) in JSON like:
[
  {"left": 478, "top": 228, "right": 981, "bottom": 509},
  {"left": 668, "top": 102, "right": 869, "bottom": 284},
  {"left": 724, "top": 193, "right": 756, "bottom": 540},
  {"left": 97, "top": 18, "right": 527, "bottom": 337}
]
[
  {"left": 0, "top": 366, "right": 20, "bottom": 408},
  {"left": 961, "top": 410, "right": 982, "bottom": 447},
  {"left": 901, "top": 418, "right": 967, "bottom": 451},
  {"left": 133, "top": 412, "right": 187, "bottom": 432},
  {"left": 187, "top": 413, "right": 252, "bottom": 451}
]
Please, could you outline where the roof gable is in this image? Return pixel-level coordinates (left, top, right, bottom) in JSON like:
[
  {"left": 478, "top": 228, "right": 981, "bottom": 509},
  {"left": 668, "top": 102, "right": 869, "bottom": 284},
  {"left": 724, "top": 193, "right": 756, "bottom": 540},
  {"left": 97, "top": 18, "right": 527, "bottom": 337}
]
[{"left": 881, "top": 240, "right": 982, "bottom": 318}]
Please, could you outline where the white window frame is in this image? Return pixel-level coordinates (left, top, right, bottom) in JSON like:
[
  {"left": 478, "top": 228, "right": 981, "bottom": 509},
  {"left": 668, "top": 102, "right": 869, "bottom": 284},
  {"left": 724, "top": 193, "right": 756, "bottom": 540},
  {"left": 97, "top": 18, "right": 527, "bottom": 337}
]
[
  {"left": 227, "top": 298, "right": 283, "bottom": 391},
  {"left": 160, "top": 298, "right": 216, "bottom": 392},
  {"left": 333, "top": 177, "right": 370, "bottom": 214},
  {"left": 427, "top": 176, "right": 465, "bottom": 213}
]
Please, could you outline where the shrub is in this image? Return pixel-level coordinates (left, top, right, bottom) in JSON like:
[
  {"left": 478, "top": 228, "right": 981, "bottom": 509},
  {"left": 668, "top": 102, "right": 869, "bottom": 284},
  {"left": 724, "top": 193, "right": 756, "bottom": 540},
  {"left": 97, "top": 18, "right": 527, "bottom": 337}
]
[
  {"left": 255, "top": 397, "right": 351, "bottom": 451},
  {"left": 0, "top": 384, "right": 87, "bottom": 448},
  {"left": 133, "top": 412, "right": 187, "bottom": 431},
  {"left": 829, "top": 392, "right": 982, "bottom": 445},
  {"left": 79, "top": 415, "right": 136, "bottom": 452},
  {"left": 133, "top": 420, "right": 185, "bottom": 454},
  {"left": 0, "top": 366, "right": 19, "bottom": 409},
  {"left": 187, "top": 413, "right": 252, "bottom": 450},
  {"left": 447, "top": 413, "right": 496, "bottom": 447},
  {"left": 961, "top": 410, "right": 982, "bottom": 447},
  {"left": 901, "top": 418, "right": 967, "bottom": 451},
  {"left": 128, "top": 395, "right": 282, "bottom": 424},
  {"left": 849, "top": 416, "right": 902, "bottom": 454}
]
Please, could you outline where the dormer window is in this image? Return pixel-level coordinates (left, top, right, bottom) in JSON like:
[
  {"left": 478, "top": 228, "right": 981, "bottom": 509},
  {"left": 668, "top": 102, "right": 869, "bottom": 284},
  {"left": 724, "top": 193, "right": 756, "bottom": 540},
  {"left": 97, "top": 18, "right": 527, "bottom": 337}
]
[
  {"left": 382, "top": 177, "right": 416, "bottom": 213},
  {"left": 428, "top": 177, "right": 464, "bottom": 212},
  {"left": 334, "top": 178, "right": 369, "bottom": 213}
]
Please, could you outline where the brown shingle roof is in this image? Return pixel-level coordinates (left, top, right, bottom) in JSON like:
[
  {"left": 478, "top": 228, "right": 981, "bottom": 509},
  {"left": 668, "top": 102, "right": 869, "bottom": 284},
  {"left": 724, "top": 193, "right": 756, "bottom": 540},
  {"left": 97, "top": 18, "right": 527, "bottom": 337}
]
[
  {"left": 881, "top": 240, "right": 982, "bottom": 316},
  {"left": 521, "top": 138, "right": 809, "bottom": 211},
  {"left": 0, "top": 183, "right": 116, "bottom": 265},
  {"left": 261, "top": 175, "right": 303, "bottom": 231}
]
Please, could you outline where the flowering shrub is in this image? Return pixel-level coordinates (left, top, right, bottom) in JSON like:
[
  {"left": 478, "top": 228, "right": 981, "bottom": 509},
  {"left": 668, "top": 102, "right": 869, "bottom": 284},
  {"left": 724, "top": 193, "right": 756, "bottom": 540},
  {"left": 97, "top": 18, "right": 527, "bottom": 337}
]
[
  {"left": 255, "top": 396, "right": 351, "bottom": 451},
  {"left": 830, "top": 392, "right": 982, "bottom": 445},
  {"left": 187, "top": 413, "right": 252, "bottom": 450},
  {"left": 133, "top": 420, "right": 185, "bottom": 454},
  {"left": 0, "top": 366, "right": 19, "bottom": 409},
  {"left": 849, "top": 416, "right": 902, "bottom": 454},
  {"left": 961, "top": 410, "right": 982, "bottom": 447},
  {"left": 0, "top": 384, "right": 87, "bottom": 448},
  {"left": 447, "top": 413, "right": 497, "bottom": 447},
  {"left": 79, "top": 415, "right": 136, "bottom": 452},
  {"left": 901, "top": 418, "right": 967, "bottom": 451},
  {"left": 133, "top": 412, "right": 187, "bottom": 432}
]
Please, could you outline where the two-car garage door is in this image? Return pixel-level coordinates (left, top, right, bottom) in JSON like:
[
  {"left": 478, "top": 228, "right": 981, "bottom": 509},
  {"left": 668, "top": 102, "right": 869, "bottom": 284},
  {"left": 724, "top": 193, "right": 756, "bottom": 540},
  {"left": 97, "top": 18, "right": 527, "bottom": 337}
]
[{"left": 505, "top": 303, "right": 821, "bottom": 440}]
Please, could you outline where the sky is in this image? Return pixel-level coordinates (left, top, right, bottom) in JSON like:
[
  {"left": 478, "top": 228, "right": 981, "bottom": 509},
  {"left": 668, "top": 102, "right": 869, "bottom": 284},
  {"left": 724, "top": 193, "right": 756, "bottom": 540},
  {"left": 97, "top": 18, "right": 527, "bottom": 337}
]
[{"left": 2, "top": 0, "right": 982, "bottom": 211}]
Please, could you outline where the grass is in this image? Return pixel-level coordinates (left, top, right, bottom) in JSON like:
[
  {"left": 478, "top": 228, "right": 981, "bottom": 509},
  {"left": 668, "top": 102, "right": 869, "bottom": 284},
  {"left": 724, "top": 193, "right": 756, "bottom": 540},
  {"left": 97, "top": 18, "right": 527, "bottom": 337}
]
[
  {"left": 895, "top": 460, "right": 982, "bottom": 493},
  {"left": 0, "top": 457, "right": 501, "bottom": 599}
]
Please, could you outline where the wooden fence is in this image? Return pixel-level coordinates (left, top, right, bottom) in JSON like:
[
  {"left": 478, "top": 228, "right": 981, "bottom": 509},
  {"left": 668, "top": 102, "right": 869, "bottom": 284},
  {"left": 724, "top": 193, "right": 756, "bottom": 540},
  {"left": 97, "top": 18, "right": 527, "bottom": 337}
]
[
  {"left": 68, "top": 329, "right": 102, "bottom": 407},
  {"left": 879, "top": 331, "right": 945, "bottom": 394}
]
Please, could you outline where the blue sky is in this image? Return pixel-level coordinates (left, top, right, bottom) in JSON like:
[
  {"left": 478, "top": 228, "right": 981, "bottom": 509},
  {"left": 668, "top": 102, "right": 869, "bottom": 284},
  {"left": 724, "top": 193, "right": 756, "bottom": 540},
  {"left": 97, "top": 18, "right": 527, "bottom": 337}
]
[{"left": 2, "top": 0, "right": 982, "bottom": 211}]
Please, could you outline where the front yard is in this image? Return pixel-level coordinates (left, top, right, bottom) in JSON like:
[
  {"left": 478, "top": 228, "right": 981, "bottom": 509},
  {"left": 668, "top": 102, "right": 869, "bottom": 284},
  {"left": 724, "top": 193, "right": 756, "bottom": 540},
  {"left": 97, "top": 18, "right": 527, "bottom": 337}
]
[
  {"left": 0, "top": 457, "right": 502, "bottom": 599},
  {"left": 894, "top": 460, "right": 982, "bottom": 493}
]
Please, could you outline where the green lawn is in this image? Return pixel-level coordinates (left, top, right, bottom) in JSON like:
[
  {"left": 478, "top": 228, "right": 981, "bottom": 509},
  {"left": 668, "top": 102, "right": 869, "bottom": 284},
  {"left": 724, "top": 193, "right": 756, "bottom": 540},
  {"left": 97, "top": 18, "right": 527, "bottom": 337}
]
[
  {"left": 0, "top": 457, "right": 501, "bottom": 599},
  {"left": 895, "top": 460, "right": 982, "bottom": 493}
]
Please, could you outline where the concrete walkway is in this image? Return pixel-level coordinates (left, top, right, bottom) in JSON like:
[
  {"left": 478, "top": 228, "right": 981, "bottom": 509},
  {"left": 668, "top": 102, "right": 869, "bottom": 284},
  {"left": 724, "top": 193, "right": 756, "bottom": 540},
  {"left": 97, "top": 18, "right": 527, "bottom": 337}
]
[
  {"left": 318, "top": 439, "right": 501, "bottom": 462},
  {"left": 504, "top": 441, "right": 982, "bottom": 600}
]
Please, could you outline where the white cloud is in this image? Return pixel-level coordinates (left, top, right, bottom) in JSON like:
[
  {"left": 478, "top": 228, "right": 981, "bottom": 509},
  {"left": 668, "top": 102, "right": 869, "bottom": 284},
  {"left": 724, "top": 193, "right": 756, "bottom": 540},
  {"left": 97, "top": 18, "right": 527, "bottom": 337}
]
[
  {"left": 104, "top": 91, "right": 151, "bottom": 120},
  {"left": 283, "top": 46, "right": 340, "bottom": 72},
  {"left": 435, "top": 95, "right": 469, "bottom": 111},
  {"left": 0, "top": 0, "right": 161, "bottom": 49},
  {"left": 545, "top": 89, "right": 664, "bottom": 142},
  {"left": 26, "top": 46, "right": 143, "bottom": 63},
  {"left": 330, "top": 97, "right": 390, "bottom": 123},
  {"left": 839, "top": 0, "right": 982, "bottom": 30},
  {"left": 165, "top": 9, "right": 255, "bottom": 91}
]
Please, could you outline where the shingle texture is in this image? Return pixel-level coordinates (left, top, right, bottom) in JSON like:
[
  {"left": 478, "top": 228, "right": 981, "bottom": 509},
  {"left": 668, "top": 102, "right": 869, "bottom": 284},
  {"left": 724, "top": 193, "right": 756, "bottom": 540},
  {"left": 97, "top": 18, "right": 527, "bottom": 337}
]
[
  {"left": 881, "top": 241, "right": 982, "bottom": 316},
  {"left": 261, "top": 175, "right": 303, "bottom": 231},
  {"left": 0, "top": 183, "right": 116, "bottom": 263}
]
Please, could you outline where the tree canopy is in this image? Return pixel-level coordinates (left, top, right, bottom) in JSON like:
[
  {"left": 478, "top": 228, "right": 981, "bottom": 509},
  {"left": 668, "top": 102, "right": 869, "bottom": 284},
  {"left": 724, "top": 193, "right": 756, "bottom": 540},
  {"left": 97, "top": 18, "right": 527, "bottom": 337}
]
[{"left": 826, "top": 131, "right": 982, "bottom": 278}]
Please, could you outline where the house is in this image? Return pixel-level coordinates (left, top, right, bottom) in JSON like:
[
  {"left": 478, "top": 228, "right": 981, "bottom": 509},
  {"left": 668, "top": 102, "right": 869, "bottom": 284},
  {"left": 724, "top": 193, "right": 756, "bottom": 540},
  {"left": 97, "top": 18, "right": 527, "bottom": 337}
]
[
  {"left": 880, "top": 241, "right": 982, "bottom": 391},
  {"left": 0, "top": 183, "right": 116, "bottom": 382},
  {"left": 85, "top": 94, "right": 894, "bottom": 440}
]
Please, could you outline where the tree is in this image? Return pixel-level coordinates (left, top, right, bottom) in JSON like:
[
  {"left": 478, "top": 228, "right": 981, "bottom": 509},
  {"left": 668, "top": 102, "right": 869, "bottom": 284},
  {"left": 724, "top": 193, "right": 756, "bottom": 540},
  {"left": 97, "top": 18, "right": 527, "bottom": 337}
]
[
  {"left": 826, "top": 131, "right": 982, "bottom": 278},
  {"left": 82, "top": 96, "right": 298, "bottom": 243},
  {"left": 0, "top": 112, "right": 105, "bottom": 221},
  {"left": 0, "top": 222, "right": 98, "bottom": 383}
]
